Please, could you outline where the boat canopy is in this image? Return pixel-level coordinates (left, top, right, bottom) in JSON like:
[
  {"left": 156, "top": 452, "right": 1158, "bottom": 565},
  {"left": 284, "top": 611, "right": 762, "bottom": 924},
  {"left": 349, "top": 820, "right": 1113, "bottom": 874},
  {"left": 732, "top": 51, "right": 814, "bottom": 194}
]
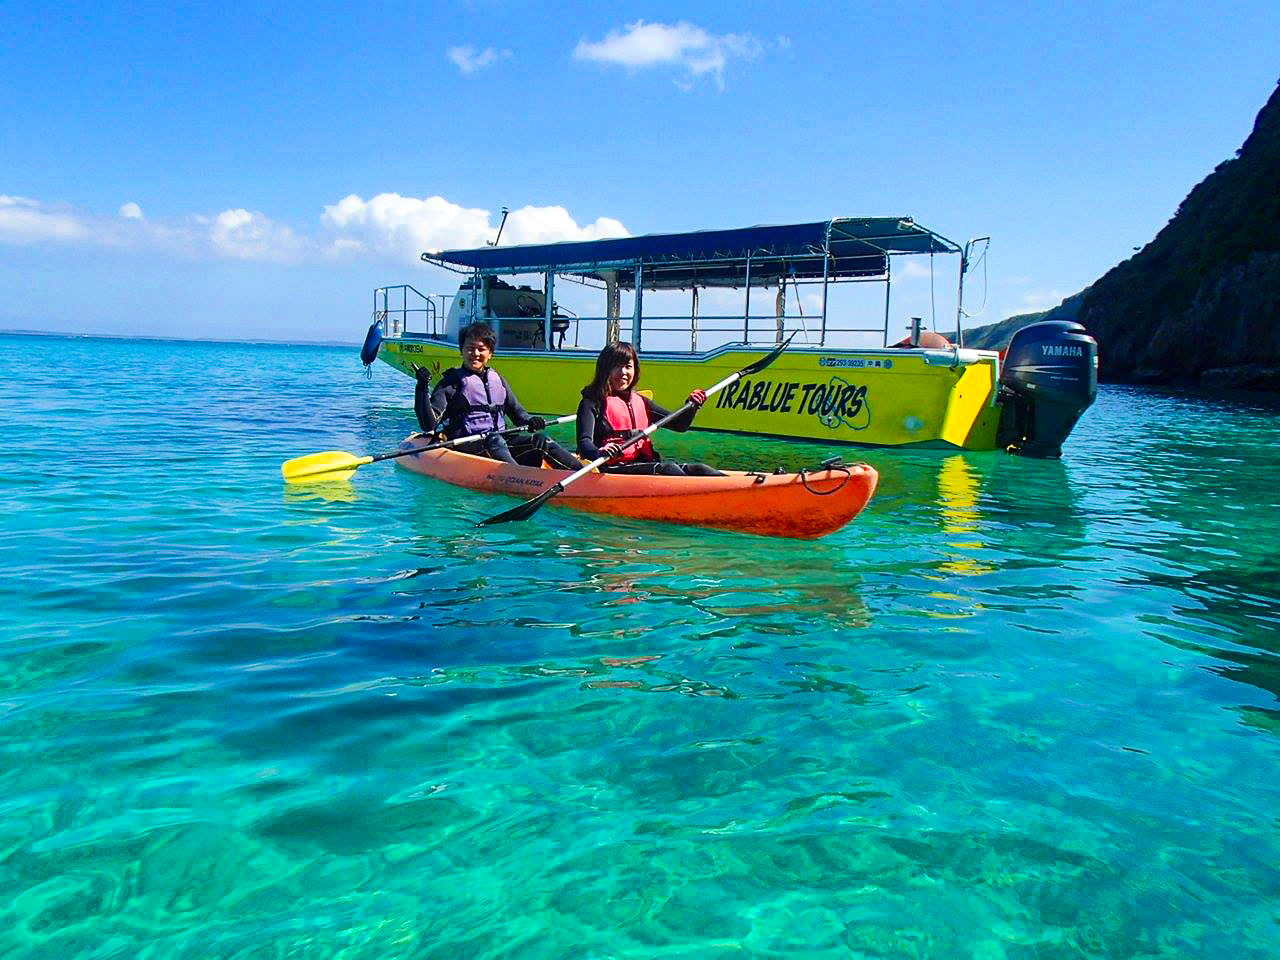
[{"left": 423, "top": 217, "right": 961, "bottom": 290}]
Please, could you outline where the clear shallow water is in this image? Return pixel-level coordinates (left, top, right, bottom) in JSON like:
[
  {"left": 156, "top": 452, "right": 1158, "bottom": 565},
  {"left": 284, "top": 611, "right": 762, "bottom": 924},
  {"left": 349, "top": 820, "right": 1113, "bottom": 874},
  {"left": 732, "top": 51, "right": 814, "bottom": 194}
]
[{"left": 1, "top": 333, "right": 1278, "bottom": 959}]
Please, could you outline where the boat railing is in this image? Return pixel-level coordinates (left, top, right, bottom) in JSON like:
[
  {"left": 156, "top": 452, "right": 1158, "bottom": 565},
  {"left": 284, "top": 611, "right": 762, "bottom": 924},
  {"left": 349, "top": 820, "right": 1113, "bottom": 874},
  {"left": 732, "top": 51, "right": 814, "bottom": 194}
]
[
  {"left": 375, "top": 285, "right": 444, "bottom": 338},
  {"left": 492, "top": 311, "right": 914, "bottom": 351},
  {"left": 634, "top": 313, "right": 807, "bottom": 349},
  {"left": 533, "top": 311, "right": 894, "bottom": 351}
]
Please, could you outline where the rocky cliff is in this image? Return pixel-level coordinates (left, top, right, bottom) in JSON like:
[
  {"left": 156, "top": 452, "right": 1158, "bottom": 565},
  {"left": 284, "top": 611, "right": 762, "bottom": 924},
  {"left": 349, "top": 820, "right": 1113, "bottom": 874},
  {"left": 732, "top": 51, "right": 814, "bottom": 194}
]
[{"left": 967, "top": 80, "right": 1280, "bottom": 390}]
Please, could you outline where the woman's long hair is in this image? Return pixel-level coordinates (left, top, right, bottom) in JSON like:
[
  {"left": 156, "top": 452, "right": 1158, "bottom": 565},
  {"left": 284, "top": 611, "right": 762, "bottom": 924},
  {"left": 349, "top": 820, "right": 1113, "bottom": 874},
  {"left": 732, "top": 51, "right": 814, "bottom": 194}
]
[{"left": 582, "top": 341, "right": 641, "bottom": 400}]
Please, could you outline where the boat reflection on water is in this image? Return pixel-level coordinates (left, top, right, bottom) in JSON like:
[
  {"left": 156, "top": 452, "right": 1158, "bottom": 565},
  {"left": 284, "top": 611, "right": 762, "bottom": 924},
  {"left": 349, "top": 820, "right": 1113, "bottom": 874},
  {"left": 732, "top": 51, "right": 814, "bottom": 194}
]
[
  {"left": 933, "top": 455, "right": 991, "bottom": 577},
  {"left": 867, "top": 450, "right": 1089, "bottom": 575}
]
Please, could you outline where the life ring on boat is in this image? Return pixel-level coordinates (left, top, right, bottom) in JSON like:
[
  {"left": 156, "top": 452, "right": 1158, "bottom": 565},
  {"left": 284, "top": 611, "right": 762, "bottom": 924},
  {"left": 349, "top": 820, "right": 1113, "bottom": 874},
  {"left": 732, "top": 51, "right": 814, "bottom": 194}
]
[{"left": 360, "top": 318, "right": 384, "bottom": 368}]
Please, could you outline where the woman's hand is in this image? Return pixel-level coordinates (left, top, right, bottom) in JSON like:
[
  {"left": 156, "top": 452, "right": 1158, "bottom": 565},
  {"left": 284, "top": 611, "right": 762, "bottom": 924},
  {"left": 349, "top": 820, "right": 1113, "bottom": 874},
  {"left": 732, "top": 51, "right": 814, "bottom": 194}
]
[
  {"left": 687, "top": 388, "right": 707, "bottom": 408},
  {"left": 601, "top": 442, "right": 624, "bottom": 461}
]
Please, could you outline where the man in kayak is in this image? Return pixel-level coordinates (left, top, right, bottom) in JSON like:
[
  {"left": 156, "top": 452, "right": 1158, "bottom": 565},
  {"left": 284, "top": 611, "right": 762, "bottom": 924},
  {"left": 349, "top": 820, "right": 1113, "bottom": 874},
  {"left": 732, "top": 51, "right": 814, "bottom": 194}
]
[
  {"left": 417, "top": 322, "right": 580, "bottom": 469},
  {"left": 576, "top": 342, "right": 724, "bottom": 476}
]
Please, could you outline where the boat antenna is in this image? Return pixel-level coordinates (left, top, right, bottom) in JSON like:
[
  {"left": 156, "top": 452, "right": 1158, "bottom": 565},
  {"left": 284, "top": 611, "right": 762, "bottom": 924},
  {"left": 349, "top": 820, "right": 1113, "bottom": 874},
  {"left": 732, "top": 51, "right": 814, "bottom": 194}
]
[{"left": 488, "top": 207, "right": 509, "bottom": 246}]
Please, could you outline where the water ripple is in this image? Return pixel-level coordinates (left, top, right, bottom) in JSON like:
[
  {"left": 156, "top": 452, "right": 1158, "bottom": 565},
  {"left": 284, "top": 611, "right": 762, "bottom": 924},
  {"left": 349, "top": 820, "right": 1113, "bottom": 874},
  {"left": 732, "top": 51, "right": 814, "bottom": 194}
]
[{"left": 2, "top": 336, "right": 1279, "bottom": 958}]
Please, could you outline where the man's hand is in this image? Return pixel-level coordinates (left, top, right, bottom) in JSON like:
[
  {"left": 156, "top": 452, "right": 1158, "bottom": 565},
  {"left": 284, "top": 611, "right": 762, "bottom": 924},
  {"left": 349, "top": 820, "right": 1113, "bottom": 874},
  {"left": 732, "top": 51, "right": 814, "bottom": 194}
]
[{"left": 526, "top": 416, "right": 547, "bottom": 432}]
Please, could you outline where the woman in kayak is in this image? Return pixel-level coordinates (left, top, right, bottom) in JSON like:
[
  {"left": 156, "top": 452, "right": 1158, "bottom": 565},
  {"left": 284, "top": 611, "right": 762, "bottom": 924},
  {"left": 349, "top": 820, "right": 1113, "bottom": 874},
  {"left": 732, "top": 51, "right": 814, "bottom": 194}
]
[{"left": 576, "top": 342, "right": 724, "bottom": 476}]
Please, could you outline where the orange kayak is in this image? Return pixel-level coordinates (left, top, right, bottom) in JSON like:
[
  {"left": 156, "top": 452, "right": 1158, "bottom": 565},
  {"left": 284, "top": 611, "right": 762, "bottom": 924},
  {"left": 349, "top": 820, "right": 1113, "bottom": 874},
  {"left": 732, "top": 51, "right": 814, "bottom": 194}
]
[{"left": 395, "top": 443, "right": 878, "bottom": 539}]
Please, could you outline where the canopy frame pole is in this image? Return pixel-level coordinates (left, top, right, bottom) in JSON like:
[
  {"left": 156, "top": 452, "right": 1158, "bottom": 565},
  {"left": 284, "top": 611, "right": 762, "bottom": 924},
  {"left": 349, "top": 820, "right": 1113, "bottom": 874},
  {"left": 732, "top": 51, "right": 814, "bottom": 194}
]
[
  {"left": 956, "top": 247, "right": 967, "bottom": 347},
  {"left": 930, "top": 250, "right": 936, "bottom": 333},
  {"left": 743, "top": 253, "right": 752, "bottom": 344},
  {"left": 543, "top": 270, "right": 554, "bottom": 350},
  {"left": 882, "top": 257, "right": 892, "bottom": 347},
  {"left": 605, "top": 271, "right": 620, "bottom": 343},
  {"left": 820, "top": 247, "right": 831, "bottom": 347},
  {"left": 632, "top": 262, "right": 644, "bottom": 351},
  {"left": 691, "top": 287, "right": 699, "bottom": 352},
  {"left": 775, "top": 280, "right": 786, "bottom": 344}
]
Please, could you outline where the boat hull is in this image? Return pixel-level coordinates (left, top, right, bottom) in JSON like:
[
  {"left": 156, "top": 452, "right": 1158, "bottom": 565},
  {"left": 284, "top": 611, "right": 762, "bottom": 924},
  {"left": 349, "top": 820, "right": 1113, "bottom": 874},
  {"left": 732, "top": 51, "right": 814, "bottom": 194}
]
[
  {"left": 381, "top": 338, "right": 1002, "bottom": 451},
  {"left": 396, "top": 445, "right": 879, "bottom": 539}
]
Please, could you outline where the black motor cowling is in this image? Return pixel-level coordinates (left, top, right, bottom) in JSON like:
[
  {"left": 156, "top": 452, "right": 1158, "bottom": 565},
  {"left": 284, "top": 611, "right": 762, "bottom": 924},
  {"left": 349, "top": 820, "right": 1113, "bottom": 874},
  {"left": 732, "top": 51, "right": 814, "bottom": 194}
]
[{"left": 996, "top": 320, "right": 1098, "bottom": 458}]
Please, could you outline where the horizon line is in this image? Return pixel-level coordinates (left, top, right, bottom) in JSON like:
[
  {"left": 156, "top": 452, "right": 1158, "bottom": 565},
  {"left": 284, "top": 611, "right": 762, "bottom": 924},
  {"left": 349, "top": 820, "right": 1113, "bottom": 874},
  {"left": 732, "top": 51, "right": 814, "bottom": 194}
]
[{"left": 0, "top": 328, "right": 361, "bottom": 349}]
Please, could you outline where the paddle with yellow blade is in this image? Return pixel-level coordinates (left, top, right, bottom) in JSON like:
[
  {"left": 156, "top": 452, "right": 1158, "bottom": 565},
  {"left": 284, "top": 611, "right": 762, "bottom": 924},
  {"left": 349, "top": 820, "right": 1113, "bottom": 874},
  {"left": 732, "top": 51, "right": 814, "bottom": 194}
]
[
  {"left": 478, "top": 334, "right": 796, "bottom": 526},
  {"left": 281, "top": 414, "right": 576, "bottom": 484}
]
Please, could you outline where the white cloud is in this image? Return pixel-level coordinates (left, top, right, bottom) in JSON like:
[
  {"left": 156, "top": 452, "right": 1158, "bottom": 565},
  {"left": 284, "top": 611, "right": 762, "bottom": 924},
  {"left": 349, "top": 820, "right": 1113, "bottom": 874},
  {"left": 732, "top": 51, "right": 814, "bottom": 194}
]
[
  {"left": 0, "top": 195, "right": 90, "bottom": 244},
  {"left": 896, "top": 260, "right": 935, "bottom": 280},
  {"left": 800, "top": 292, "right": 825, "bottom": 314},
  {"left": 321, "top": 194, "right": 628, "bottom": 262},
  {"left": 321, "top": 193, "right": 494, "bottom": 260},
  {"left": 498, "top": 205, "right": 628, "bottom": 246},
  {"left": 200, "top": 208, "right": 307, "bottom": 262},
  {"left": 0, "top": 192, "right": 628, "bottom": 266},
  {"left": 1019, "top": 289, "right": 1068, "bottom": 313},
  {"left": 447, "top": 45, "right": 511, "bottom": 74},
  {"left": 0, "top": 195, "right": 305, "bottom": 261},
  {"left": 573, "top": 20, "right": 761, "bottom": 89}
]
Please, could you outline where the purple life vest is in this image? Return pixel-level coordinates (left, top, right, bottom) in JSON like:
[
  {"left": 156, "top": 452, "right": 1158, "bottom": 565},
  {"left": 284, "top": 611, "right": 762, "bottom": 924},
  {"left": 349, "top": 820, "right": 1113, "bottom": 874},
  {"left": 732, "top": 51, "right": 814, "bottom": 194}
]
[{"left": 448, "top": 368, "right": 508, "bottom": 437}]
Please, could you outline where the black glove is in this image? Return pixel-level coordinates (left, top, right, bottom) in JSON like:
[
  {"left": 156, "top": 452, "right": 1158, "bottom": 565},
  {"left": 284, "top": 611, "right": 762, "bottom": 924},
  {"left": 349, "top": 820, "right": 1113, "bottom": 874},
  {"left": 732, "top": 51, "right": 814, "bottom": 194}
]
[
  {"left": 525, "top": 416, "right": 546, "bottom": 432},
  {"left": 414, "top": 366, "right": 432, "bottom": 386}
]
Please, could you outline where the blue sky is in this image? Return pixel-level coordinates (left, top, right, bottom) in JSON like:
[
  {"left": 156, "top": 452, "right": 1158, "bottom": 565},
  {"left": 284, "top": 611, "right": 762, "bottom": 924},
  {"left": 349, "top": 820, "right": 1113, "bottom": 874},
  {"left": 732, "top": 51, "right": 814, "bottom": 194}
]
[{"left": 2, "top": 1, "right": 1277, "bottom": 344}]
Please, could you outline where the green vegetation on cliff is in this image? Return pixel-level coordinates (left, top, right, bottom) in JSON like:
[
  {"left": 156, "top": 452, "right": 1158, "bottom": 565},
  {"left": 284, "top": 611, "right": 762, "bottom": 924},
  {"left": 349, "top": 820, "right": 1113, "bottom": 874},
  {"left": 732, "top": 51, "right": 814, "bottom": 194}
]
[{"left": 963, "top": 311, "right": 1046, "bottom": 351}]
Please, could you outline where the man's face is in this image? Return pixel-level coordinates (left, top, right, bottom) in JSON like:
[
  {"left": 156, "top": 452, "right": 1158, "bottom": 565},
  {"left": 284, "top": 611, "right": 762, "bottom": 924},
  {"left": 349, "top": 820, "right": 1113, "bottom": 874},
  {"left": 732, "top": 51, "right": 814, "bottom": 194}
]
[{"left": 461, "top": 337, "right": 493, "bottom": 373}]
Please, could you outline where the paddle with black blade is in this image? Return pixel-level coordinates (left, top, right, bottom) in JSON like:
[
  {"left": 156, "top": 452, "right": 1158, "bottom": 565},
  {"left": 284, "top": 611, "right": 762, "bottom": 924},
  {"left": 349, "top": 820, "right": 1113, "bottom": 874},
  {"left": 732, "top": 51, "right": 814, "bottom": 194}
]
[
  {"left": 281, "top": 414, "right": 575, "bottom": 484},
  {"left": 478, "top": 334, "right": 796, "bottom": 526}
]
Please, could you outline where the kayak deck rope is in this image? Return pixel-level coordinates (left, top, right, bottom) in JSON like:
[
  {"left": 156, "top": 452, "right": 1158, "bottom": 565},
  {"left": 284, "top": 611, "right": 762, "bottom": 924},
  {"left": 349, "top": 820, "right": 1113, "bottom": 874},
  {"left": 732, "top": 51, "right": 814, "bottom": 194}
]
[{"left": 799, "top": 458, "right": 853, "bottom": 496}]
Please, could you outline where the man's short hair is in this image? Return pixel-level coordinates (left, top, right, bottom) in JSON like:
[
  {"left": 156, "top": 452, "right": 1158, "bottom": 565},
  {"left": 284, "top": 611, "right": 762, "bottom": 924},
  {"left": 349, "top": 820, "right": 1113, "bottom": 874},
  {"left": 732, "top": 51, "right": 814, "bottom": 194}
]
[{"left": 459, "top": 322, "right": 497, "bottom": 350}]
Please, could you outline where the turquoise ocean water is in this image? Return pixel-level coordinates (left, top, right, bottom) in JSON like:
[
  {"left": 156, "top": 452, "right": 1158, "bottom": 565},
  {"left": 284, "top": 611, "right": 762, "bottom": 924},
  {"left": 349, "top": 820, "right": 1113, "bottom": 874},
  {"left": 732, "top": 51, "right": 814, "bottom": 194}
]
[{"left": 2, "top": 332, "right": 1278, "bottom": 958}]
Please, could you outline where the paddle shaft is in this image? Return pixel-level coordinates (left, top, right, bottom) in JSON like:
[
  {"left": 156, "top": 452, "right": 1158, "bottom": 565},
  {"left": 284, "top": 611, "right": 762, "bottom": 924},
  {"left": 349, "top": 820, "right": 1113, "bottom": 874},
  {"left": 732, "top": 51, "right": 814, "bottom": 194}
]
[
  {"left": 288, "top": 414, "right": 575, "bottom": 480},
  {"left": 408, "top": 412, "right": 575, "bottom": 459}
]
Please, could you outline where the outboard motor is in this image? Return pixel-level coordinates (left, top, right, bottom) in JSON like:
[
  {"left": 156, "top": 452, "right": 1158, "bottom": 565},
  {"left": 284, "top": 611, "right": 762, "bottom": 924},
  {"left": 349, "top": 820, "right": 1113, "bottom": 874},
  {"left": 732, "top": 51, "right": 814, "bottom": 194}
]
[{"left": 996, "top": 320, "right": 1098, "bottom": 458}]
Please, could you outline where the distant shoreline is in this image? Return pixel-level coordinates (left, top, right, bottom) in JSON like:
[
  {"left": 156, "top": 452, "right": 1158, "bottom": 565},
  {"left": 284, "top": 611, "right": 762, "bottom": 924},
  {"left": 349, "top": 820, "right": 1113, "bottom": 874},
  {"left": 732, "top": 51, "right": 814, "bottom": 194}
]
[{"left": 0, "top": 329, "right": 360, "bottom": 349}]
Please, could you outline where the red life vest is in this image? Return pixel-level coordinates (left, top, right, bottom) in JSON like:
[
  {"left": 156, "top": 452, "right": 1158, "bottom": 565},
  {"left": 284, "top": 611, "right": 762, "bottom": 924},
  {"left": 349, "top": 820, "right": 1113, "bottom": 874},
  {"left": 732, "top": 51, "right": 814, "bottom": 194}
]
[{"left": 602, "top": 392, "right": 655, "bottom": 462}]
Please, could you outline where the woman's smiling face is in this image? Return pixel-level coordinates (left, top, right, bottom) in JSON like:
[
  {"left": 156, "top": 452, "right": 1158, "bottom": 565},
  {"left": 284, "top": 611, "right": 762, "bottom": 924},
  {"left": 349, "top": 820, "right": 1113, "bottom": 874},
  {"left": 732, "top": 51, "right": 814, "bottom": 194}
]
[{"left": 608, "top": 358, "right": 635, "bottom": 393}]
